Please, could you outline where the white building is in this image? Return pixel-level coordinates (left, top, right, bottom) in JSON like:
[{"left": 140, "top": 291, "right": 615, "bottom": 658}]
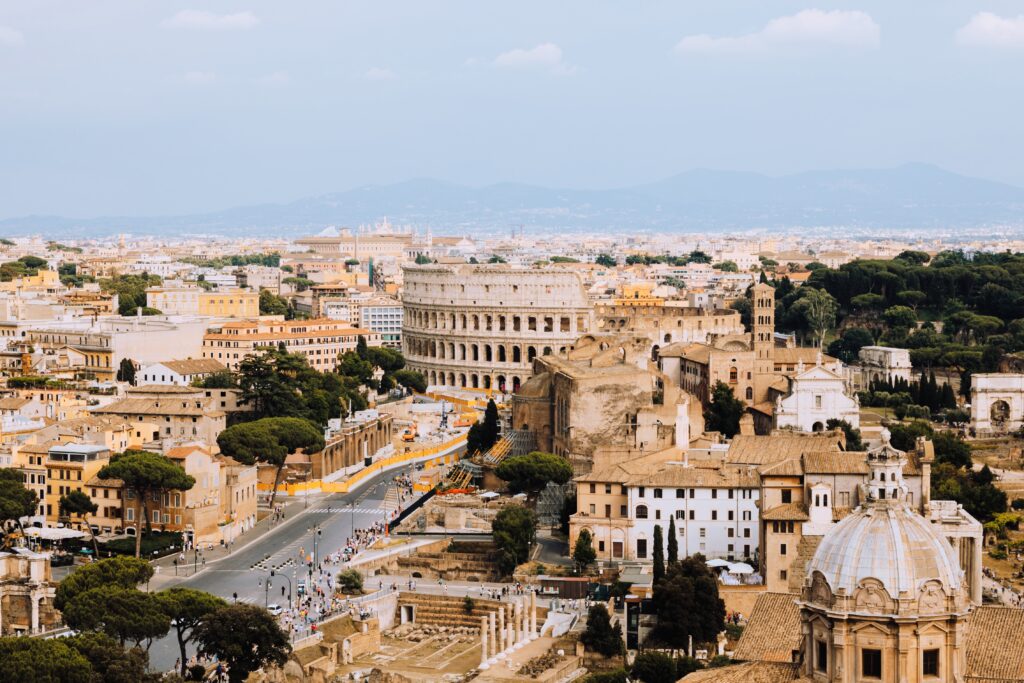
[
  {"left": 970, "top": 373, "right": 1024, "bottom": 436},
  {"left": 360, "top": 297, "right": 403, "bottom": 349},
  {"left": 138, "top": 359, "right": 228, "bottom": 386},
  {"left": 853, "top": 345, "right": 912, "bottom": 390},
  {"left": 775, "top": 360, "right": 860, "bottom": 433}
]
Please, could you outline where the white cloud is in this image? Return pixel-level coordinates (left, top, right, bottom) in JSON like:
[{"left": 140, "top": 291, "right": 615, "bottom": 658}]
[
  {"left": 674, "top": 9, "right": 880, "bottom": 55},
  {"left": 955, "top": 12, "right": 1024, "bottom": 49},
  {"left": 256, "top": 70, "right": 289, "bottom": 87},
  {"left": 183, "top": 71, "right": 217, "bottom": 85},
  {"left": 494, "top": 42, "right": 576, "bottom": 75},
  {"left": 163, "top": 10, "right": 258, "bottom": 31},
  {"left": 0, "top": 25, "right": 25, "bottom": 48},
  {"left": 364, "top": 67, "right": 397, "bottom": 81}
]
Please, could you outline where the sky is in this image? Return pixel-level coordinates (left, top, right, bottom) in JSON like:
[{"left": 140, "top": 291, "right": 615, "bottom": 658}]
[{"left": 1, "top": 1, "right": 1023, "bottom": 218}]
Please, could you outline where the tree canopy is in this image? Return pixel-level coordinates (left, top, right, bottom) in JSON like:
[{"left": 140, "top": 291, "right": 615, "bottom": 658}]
[
  {"left": 97, "top": 451, "right": 194, "bottom": 557},
  {"left": 704, "top": 381, "right": 745, "bottom": 438},
  {"left": 653, "top": 555, "right": 726, "bottom": 648},
  {"left": 193, "top": 604, "right": 291, "bottom": 683},
  {"left": 495, "top": 451, "right": 573, "bottom": 493},
  {"left": 580, "top": 604, "right": 622, "bottom": 658},
  {"left": 158, "top": 587, "right": 228, "bottom": 678},
  {"left": 491, "top": 504, "right": 537, "bottom": 576}
]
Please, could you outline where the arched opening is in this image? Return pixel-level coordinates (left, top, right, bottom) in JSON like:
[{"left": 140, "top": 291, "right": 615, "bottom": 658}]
[
  {"left": 664, "top": 333, "right": 672, "bottom": 343},
  {"left": 497, "top": 375, "right": 506, "bottom": 393},
  {"left": 527, "top": 346, "right": 537, "bottom": 362},
  {"left": 729, "top": 366, "right": 738, "bottom": 383},
  {"left": 471, "top": 374, "right": 479, "bottom": 388},
  {"left": 498, "top": 346, "right": 507, "bottom": 363},
  {"left": 991, "top": 400, "right": 1011, "bottom": 427},
  {"left": 745, "top": 387, "right": 753, "bottom": 401},
  {"left": 447, "top": 372, "right": 455, "bottom": 386},
  {"left": 512, "top": 346, "right": 522, "bottom": 363},
  {"left": 459, "top": 374, "right": 467, "bottom": 387},
  {"left": 636, "top": 505, "right": 648, "bottom": 519},
  {"left": 472, "top": 344, "right": 479, "bottom": 361},
  {"left": 812, "top": 421, "right": 824, "bottom": 432},
  {"left": 513, "top": 376, "right": 521, "bottom": 393},
  {"left": 485, "top": 345, "right": 493, "bottom": 362},
  {"left": 483, "top": 376, "right": 492, "bottom": 389},
  {"left": 651, "top": 344, "right": 660, "bottom": 362}
]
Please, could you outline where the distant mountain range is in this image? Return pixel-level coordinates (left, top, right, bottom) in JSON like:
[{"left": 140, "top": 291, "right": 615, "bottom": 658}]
[{"left": 3, "top": 163, "right": 1024, "bottom": 238}]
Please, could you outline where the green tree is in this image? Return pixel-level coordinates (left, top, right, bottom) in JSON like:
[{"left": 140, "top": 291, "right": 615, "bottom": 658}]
[
  {"left": 792, "top": 287, "right": 838, "bottom": 348},
  {"left": 712, "top": 261, "right": 738, "bottom": 272},
  {"left": 62, "top": 585, "right": 170, "bottom": 649},
  {"left": 883, "top": 305, "right": 917, "bottom": 330},
  {"left": 491, "top": 504, "right": 537, "bottom": 576},
  {"left": 393, "top": 369, "right": 427, "bottom": 393},
  {"left": 356, "top": 334, "right": 369, "bottom": 360},
  {"left": 595, "top": 254, "right": 617, "bottom": 268},
  {"left": 63, "top": 631, "right": 154, "bottom": 683},
  {"left": 116, "top": 358, "right": 136, "bottom": 385},
  {"left": 495, "top": 451, "right": 573, "bottom": 493},
  {"left": 157, "top": 588, "right": 228, "bottom": 678},
  {"left": 631, "top": 651, "right": 677, "bottom": 683},
  {"left": 193, "top": 604, "right": 291, "bottom": 683},
  {"left": 97, "top": 451, "right": 195, "bottom": 558},
  {"left": 195, "top": 370, "right": 239, "bottom": 389},
  {"left": 827, "top": 327, "right": 874, "bottom": 364},
  {"left": 579, "top": 604, "right": 622, "bottom": 658},
  {"left": 468, "top": 399, "right": 501, "bottom": 454},
  {"left": 653, "top": 556, "right": 726, "bottom": 648},
  {"left": 826, "top": 418, "right": 865, "bottom": 451},
  {"left": 54, "top": 556, "right": 154, "bottom": 611},
  {"left": 704, "top": 381, "right": 745, "bottom": 438},
  {"left": 59, "top": 489, "right": 100, "bottom": 558},
  {"left": 667, "top": 516, "right": 678, "bottom": 565},
  {"left": 414, "top": 253, "right": 432, "bottom": 265},
  {"left": 217, "top": 417, "right": 324, "bottom": 510},
  {"left": 0, "top": 637, "right": 94, "bottom": 683},
  {"left": 337, "top": 568, "right": 364, "bottom": 594},
  {"left": 258, "top": 289, "right": 290, "bottom": 317},
  {"left": 0, "top": 469, "right": 37, "bottom": 548},
  {"left": 652, "top": 524, "right": 665, "bottom": 585},
  {"left": 572, "top": 529, "right": 597, "bottom": 573}
]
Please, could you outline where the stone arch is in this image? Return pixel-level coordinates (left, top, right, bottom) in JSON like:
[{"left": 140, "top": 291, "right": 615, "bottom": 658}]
[
  {"left": 812, "top": 421, "right": 824, "bottom": 432},
  {"left": 471, "top": 374, "right": 479, "bottom": 389},
  {"left": 485, "top": 345, "right": 493, "bottom": 362},
  {"left": 498, "top": 345, "right": 507, "bottom": 363},
  {"left": 448, "top": 372, "right": 455, "bottom": 386},
  {"left": 991, "top": 399, "right": 1011, "bottom": 426},
  {"left": 471, "top": 344, "right": 479, "bottom": 361},
  {"left": 651, "top": 344, "right": 660, "bottom": 362},
  {"left": 483, "top": 375, "right": 492, "bottom": 389},
  {"left": 512, "top": 346, "right": 522, "bottom": 363},
  {"left": 513, "top": 376, "right": 521, "bottom": 393},
  {"left": 527, "top": 346, "right": 537, "bottom": 362},
  {"left": 459, "top": 374, "right": 467, "bottom": 387},
  {"left": 497, "top": 375, "right": 506, "bottom": 392},
  {"left": 853, "top": 579, "right": 894, "bottom": 614}
]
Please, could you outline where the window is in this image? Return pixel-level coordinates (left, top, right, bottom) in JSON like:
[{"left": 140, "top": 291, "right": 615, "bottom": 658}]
[
  {"left": 711, "top": 489, "right": 717, "bottom": 499},
  {"left": 699, "top": 528, "right": 706, "bottom": 538},
  {"left": 636, "top": 505, "right": 648, "bottom": 519},
  {"left": 744, "top": 528, "right": 751, "bottom": 538},
  {"left": 780, "top": 543, "right": 787, "bottom": 556},
  {"left": 816, "top": 640, "right": 827, "bottom": 672},
  {"left": 780, "top": 569, "right": 787, "bottom": 580},
  {"left": 781, "top": 489, "right": 792, "bottom": 504},
  {"left": 620, "top": 505, "right": 627, "bottom": 517},
  {"left": 923, "top": 649, "right": 939, "bottom": 677},
  {"left": 728, "top": 528, "right": 734, "bottom": 537},
  {"left": 589, "top": 483, "right": 596, "bottom": 494},
  {"left": 862, "top": 649, "right": 882, "bottom": 678},
  {"left": 711, "top": 510, "right": 718, "bottom": 520},
  {"left": 676, "top": 489, "right": 685, "bottom": 498},
  {"left": 654, "top": 488, "right": 662, "bottom": 499},
  {"left": 605, "top": 484, "right": 611, "bottom": 494},
  {"left": 589, "top": 504, "right": 596, "bottom": 515},
  {"left": 605, "top": 504, "right": 611, "bottom": 518},
  {"left": 638, "top": 486, "right": 645, "bottom": 498}
]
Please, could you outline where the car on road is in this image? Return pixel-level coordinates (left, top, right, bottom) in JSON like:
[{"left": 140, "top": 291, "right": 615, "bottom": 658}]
[
  {"left": 297, "top": 580, "right": 307, "bottom": 595},
  {"left": 266, "top": 604, "right": 284, "bottom": 616}
]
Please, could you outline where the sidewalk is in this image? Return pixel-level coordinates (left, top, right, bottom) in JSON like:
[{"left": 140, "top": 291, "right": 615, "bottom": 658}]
[{"left": 148, "top": 493, "right": 324, "bottom": 590}]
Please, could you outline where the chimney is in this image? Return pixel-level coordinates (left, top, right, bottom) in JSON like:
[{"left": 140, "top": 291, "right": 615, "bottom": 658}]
[{"left": 675, "top": 397, "right": 690, "bottom": 449}]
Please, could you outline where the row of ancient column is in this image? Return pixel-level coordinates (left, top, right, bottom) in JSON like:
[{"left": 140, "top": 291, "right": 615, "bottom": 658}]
[{"left": 479, "top": 591, "right": 538, "bottom": 670}]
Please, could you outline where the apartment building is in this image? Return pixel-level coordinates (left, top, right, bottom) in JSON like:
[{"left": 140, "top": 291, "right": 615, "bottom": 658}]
[
  {"left": 201, "top": 318, "right": 380, "bottom": 372},
  {"left": 146, "top": 286, "right": 258, "bottom": 317}
]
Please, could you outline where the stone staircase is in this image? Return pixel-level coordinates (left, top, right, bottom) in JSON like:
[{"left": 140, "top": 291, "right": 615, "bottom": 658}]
[{"left": 787, "top": 535, "right": 823, "bottom": 593}]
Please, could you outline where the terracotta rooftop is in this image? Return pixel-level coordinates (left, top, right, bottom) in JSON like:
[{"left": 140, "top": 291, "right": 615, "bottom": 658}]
[
  {"left": 965, "top": 606, "right": 1024, "bottom": 682},
  {"left": 725, "top": 432, "right": 843, "bottom": 467},
  {"left": 761, "top": 503, "right": 809, "bottom": 522},
  {"left": 680, "top": 661, "right": 808, "bottom": 683},
  {"left": 732, "top": 592, "right": 802, "bottom": 663},
  {"left": 152, "top": 358, "right": 227, "bottom": 376}
]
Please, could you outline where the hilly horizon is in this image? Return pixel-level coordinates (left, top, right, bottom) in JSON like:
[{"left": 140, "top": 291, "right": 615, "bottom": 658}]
[{"left": 3, "top": 163, "right": 1024, "bottom": 238}]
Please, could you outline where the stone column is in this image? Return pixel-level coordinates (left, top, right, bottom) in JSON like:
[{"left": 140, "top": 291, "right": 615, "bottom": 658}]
[
  {"left": 506, "top": 603, "right": 514, "bottom": 649},
  {"left": 31, "top": 594, "right": 39, "bottom": 633},
  {"left": 498, "top": 605, "right": 506, "bottom": 653},
  {"left": 489, "top": 611, "right": 497, "bottom": 659},
  {"left": 479, "top": 615, "right": 489, "bottom": 669},
  {"left": 530, "top": 591, "right": 538, "bottom": 639},
  {"left": 514, "top": 600, "right": 524, "bottom": 648}
]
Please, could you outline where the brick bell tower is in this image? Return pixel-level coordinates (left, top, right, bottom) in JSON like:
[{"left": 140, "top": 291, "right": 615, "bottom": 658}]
[{"left": 751, "top": 282, "right": 775, "bottom": 405}]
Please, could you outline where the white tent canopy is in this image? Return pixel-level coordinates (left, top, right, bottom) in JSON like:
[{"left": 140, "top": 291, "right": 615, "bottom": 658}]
[
  {"left": 24, "top": 527, "right": 85, "bottom": 541},
  {"left": 727, "top": 562, "right": 754, "bottom": 575},
  {"left": 706, "top": 558, "right": 731, "bottom": 568}
]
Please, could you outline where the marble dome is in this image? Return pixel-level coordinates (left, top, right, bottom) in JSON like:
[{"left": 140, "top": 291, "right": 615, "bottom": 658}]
[{"left": 807, "top": 496, "right": 963, "bottom": 599}]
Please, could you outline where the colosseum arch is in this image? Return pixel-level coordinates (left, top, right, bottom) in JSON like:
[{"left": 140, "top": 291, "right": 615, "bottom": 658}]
[{"left": 512, "top": 346, "right": 522, "bottom": 363}]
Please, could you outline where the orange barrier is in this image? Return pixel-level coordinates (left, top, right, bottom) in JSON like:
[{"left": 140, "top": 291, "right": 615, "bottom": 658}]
[{"left": 260, "top": 434, "right": 468, "bottom": 496}]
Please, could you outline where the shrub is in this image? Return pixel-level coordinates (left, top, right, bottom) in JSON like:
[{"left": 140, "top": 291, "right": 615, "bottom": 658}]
[
  {"left": 337, "top": 569, "right": 363, "bottom": 594},
  {"left": 463, "top": 596, "right": 475, "bottom": 614}
]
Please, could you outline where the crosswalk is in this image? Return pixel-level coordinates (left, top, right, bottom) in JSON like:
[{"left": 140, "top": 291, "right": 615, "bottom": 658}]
[{"left": 305, "top": 506, "right": 383, "bottom": 515}]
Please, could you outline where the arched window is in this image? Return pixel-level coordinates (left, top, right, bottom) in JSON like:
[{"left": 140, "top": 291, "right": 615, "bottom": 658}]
[
  {"left": 745, "top": 387, "right": 753, "bottom": 400},
  {"left": 729, "top": 367, "right": 738, "bottom": 383},
  {"left": 635, "top": 505, "right": 648, "bottom": 519}
]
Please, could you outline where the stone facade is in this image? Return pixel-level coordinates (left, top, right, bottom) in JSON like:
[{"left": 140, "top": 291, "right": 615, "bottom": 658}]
[
  {"left": 594, "top": 297, "right": 744, "bottom": 358},
  {"left": 309, "top": 411, "right": 393, "bottom": 480},
  {"left": 774, "top": 361, "right": 860, "bottom": 433},
  {"left": 852, "top": 345, "right": 912, "bottom": 390},
  {"left": 0, "top": 551, "right": 59, "bottom": 635},
  {"left": 970, "top": 373, "right": 1024, "bottom": 436},
  {"left": 402, "top": 264, "right": 593, "bottom": 393}
]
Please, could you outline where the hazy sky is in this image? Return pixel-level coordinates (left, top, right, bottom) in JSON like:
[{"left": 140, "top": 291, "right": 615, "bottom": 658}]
[{"left": 1, "top": 1, "right": 1023, "bottom": 217}]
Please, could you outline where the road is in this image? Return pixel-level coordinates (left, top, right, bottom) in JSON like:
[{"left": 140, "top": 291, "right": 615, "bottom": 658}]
[{"left": 147, "top": 463, "right": 422, "bottom": 673}]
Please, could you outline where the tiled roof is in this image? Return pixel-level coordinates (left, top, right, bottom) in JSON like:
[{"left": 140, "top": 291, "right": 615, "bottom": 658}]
[
  {"left": 772, "top": 348, "right": 835, "bottom": 365},
  {"left": 0, "top": 397, "right": 30, "bottom": 410},
  {"left": 726, "top": 433, "right": 843, "bottom": 466},
  {"left": 965, "top": 606, "right": 1024, "bottom": 682},
  {"left": 679, "top": 661, "right": 807, "bottom": 683},
  {"left": 732, "top": 593, "right": 802, "bottom": 664},
  {"left": 758, "top": 458, "right": 804, "bottom": 477},
  {"left": 627, "top": 464, "right": 759, "bottom": 489},
  {"left": 761, "top": 503, "right": 809, "bottom": 522},
  {"left": 92, "top": 398, "right": 224, "bottom": 418}
]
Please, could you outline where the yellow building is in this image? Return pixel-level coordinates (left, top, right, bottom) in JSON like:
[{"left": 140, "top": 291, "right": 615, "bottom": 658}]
[
  {"left": 146, "top": 286, "right": 258, "bottom": 317},
  {"left": 44, "top": 443, "right": 111, "bottom": 522},
  {"left": 202, "top": 318, "right": 380, "bottom": 372}
]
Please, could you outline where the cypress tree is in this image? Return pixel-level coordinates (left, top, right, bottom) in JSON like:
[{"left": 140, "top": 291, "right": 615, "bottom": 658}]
[
  {"left": 667, "top": 516, "right": 678, "bottom": 566},
  {"left": 652, "top": 524, "right": 665, "bottom": 585}
]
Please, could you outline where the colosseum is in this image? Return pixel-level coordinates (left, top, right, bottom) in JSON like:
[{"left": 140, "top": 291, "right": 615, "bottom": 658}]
[{"left": 402, "top": 263, "right": 593, "bottom": 392}]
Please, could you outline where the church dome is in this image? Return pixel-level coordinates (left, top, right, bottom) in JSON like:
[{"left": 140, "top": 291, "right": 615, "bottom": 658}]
[{"left": 807, "top": 502, "right": 963, "bottom": 599}]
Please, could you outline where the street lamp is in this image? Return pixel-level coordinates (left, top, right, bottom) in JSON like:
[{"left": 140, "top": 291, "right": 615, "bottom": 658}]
[{"left": 264, "top": 570, "right": 292, "bottom": 608}]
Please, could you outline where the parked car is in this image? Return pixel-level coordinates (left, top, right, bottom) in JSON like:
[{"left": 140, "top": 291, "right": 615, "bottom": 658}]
[{"left": 266, "top": 604, "right": 284, "bottom": 616}]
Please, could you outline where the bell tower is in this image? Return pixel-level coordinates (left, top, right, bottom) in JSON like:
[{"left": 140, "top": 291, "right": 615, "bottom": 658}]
[{"left": 751, "top": 282, "right": 775, "bottom": 404}]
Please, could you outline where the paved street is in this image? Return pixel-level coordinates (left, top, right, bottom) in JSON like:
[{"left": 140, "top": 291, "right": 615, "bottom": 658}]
[{"left": 146, "top": 464, "right": 424, "bottom": 673}]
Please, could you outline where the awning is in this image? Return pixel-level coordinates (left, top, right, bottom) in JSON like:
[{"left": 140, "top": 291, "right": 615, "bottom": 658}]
[{"left": 24, "top": 527, "right": 85, "bottom": 541}]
